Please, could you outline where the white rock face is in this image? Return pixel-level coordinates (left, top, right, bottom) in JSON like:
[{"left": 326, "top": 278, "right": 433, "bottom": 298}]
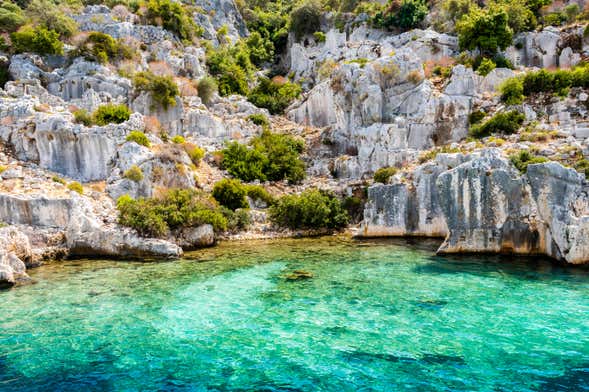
[
  {"left": 0, "top": 227, "right": 33, "bottom": 287},
  {"left": 359, "top": 149, "right": 589, "bottom": 264},
  {"left": 288, "top": 55, "right": 478, "bottom": 178}
]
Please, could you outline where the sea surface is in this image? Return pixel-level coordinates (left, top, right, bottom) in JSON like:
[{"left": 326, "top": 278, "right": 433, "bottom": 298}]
[{"left": 1, "top": 237, "right": 588, "bottom": 391}]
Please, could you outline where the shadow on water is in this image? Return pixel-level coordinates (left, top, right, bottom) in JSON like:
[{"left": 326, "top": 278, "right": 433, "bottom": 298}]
[
  {"left": 413, "top": 252, "right": 589, "bottom": 284},
  {"left": 534, "top": 365, "right": 589, "bottom": 391},
  {"left": 340, "top": 349, "right": 466, "bottom": 367}
]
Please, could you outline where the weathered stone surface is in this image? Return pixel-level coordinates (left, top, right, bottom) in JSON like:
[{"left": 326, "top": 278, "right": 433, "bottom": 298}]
[
  {"left": 0, "top": 227, "right": 33, "bottom": 288},
  {"left": 527, "top": 162, "right": 589, "bottom": 264},
  {"left": 436, "top": 150, "right": 542, "bottom": 255},
  {"left": 172, "top": 224, "right": 215, "bottom": 250},
  {"left": 0, "top": 194, "right": 72, "bottom": 228},
  {"left": 66, "top": 195, "right": 183, "bottom": 258}
]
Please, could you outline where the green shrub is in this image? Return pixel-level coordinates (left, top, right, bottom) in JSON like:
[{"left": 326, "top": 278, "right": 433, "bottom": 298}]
[
  {"left": 0, "top": 1, "right": 26, "bottom": 33},
  {"left": 74, "top": 32, "right": 134, "bottom": 64},
  {"left": 26, "top": 0, "right": 78, "bottom": 38},
  {"left": 134, "top": 71, "right": 179, "bottom": 110},
  {"left": 468, "top": 110, "right": 486, "bottom": 124},
  {"left": 144, "top": 0, "right": 196, "bottom": 41},
  {"left": 247, "top": 113, "right": 270, "bottom": 129},
  {"left": 197, "top": 76, "right": 217, "bottom": 106},
  {"left": 373, "top": 167, "right": 397, "bottom": 183},
  {"left": 245, "top": 184, "right": 274, "bottom": 205},
  {"left": 171, "top": 135, "right": 185, "bottom": 144},
  {"left": 456, "top": 8, "right": 513, "bottom": 55},
  {"left": 313, "top": 31, "right": 326, "bottom": 43},
  {"left": 223, "top": 207, "right": 252, "bottom": 232},
  {"left": 73, "top": 109, "right": 93, "bottom": 126},
  {"left": 221, "top": 130, "right": 306, "bottom": 183},
  {"left": 469, "top": 110, "right": 525, "bottom": 138},
  {"left": 373, "top": 0, "right": 428, "bottom": 30},
  {"left": 184, "top": 143, "right": 205, "bottom": 165},
  {"left": 11, "top": 26, "right": 63, "bottom": 55},
  {"left": 269, "top": 189, "right": 349, "bottom": 230},
  {"left": 117, "top": 189, "right": 228, "bottom": 237},
  {"left": 93, "top": 104, "right": 131, "bottom": 125},
  {"left": 52, "top": 175, "right": 65, "bottom": 184},
  {"left": 476, "top": 57, "right": 496, "bottom": 76},
  {"left": 124, "top": 165, "right": 144, "bottom": 182},
  {"left": 205, "top": 43, "right": 254, "bottom": 96},
  {"left": 67, "top": 181, "right": 83, "bottom": 194},
  {"left": 246, "top": 30, "right": 274, "bottom": 66},
  {"left": 212, "top": 178, "right": 248, "bottom": 210},
  {"left": 499, "top": 77, "right": 524, "bottom": 105},
  {"left": 574, "top": 158, "right": 589, "bottom": 179},
  {"left": 126, "top": 130, "right": 151, "bottom": 147},
  {"left": 510, "top": 150, "right": 548, "bottom": 173},
  {"left": 247, "top": 77, "right": 302, "bottom": 114},
  {"left": 290, "top": 0, "right": 321, "bottom": 40}
]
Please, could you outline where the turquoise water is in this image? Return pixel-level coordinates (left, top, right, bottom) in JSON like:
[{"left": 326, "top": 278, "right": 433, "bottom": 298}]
[{"left": 1, "top": 237, "right": 589, "bottom": 391}]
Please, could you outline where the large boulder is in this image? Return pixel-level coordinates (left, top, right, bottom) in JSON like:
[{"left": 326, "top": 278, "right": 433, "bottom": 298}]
[
  {"left": 0, "top": 227, "right": 33, "bottom": 288},
  {"left": 527, "top": 162, "right": 589, "bottom": 264},
  {"left": 66, "top": 195, "right": 182, "bottom": 258}
]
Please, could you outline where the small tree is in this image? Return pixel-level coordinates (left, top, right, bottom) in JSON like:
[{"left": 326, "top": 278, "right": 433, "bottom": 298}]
[
  {"left": 212, "top": 179, "right": 248, "bottom": 211},
  {"left": 456, "top": 8, "right": 513, "bottom": 55},
  {"left": 290, "top": 0, "right": 322, "bottom": 40}
]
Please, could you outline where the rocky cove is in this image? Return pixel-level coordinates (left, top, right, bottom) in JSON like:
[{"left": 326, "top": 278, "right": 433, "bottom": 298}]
[{"left": 2, "top": 0, "right": 589, "bottom": 290}]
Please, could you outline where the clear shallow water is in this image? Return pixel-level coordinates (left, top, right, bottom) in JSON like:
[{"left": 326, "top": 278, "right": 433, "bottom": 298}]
[{"left": 1, "top": 237, "right": 589, "bottom": 392}]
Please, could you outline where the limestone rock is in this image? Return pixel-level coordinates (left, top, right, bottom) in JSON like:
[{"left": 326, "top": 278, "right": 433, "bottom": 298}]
[{"left": 172, "top": 225, "right": 215, "bottom": 250}]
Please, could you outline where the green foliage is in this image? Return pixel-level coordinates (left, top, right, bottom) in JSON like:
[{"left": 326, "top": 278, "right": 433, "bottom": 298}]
[
  {"left": 269, "top": 189, "right": 349, "bottom": 230},
  {"left": 144, "top": 0, "right": 196, "bottom": 41},
  {"left": 246, "top": 30, "right": 274, "bottom": 66},
  {"left": 468, "top": 110, "right": 486, "bottom": 124},
  {"left": 11, "top": 26, "right": 63, "bottom": 55},
  {"left": 124, "top": 165, "right": 144, "bottom": 182},
  {"left": 223, "top": 207, "right": 252, "bottom": 232},
  {"left": 212, "top": 178, "right": 248, "bottom": 210},
  {"left": 493, "top": 0, "right": 537, "bottom": 33},
  {"left": 510, "top": 150, "right": 548, "bottom": 173},
  {"left": 126, "top": 130, "right": 151, "bottom": 147},
  {"left": 476, "top": 57, "right": 496, "bottom": 76},
  {"left": 469, "top": 110, "right": 525, "bottom": 138},
  {"left": 52, "top": 175, "right": 66, "bottom": 184},
  {"left": 197, "top": 76, "right": 218, "bottom": 106},
  {"left": 117, "top": 189, "right": 228, "bottom": 237},
  {"left": 245, "top": 184, "right": 274, "bottom": 205},
  {"left": 373, "top": 0, "right": 428, "bottom": 30},
  {"left": 74, "top": 32, "right": 134, "bottom": 64},
  {"left": 67, "top": 181, "right": 83, "bottom": 194},
  {"left": 206, "top": 43, "right": 254, "bottom": 96},
  {"left": 0, "top": 1, "right": 26, "bottom": 33},
  {"left": 73, "top": 109, "right": 93, "bottom": 126},
  {"left": 93, "top": 104, "right": 131, "bottom": 126},
  {"left": 499, "top": 77, "right": 524, "bottom": 105},
  {"left": 26, "top": 0, "right": 78, "bottom": 38},
  {"left": 171, "top": 135, "right": 185, "bottom": 144},
  {"left": 247, "top": 113, "right": 270, "bottom": 129},
  {"left": 456, "top": 8, "right": 513, "bottom": 55},
  {"left": 221, "top": 130, "right": 305, "bottom": 183},
  {"left": 134, "top": 71, "right": 179, "bottom": 110},
  {"left": 574, "top": 158, "right": 589, "bottom": 179},
  {"left": 313, "top": 31, "right": 326, "bottom": 43},
  {"left": 248, "top": 77, "right": 302, "bottom": 114},
  {"left": 241, "top": 4, "right": 289, "bottom": 63},
  {"left": 184, "top": 143, "right": 205, "bottom": 166},
  {"left": 436, "top": 0, "right": 477, "bottom": 32},
  {"left": 290, "top": 0, "right": 321, "bottom": 40},
  {"left": 373, "top": 167, "right": 397, "bottom": 184}
]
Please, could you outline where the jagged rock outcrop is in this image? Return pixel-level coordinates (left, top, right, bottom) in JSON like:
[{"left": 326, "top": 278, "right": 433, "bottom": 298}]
[
  {"left": 359, "top": 149, "right": 589, "bottom": 264},
  {"left": 0, "top": 227, "right": 33, "bottom": 287},
  {"left": 192, "top": 0, "right": 248, "bottom": 44},
  {"left": 436, "top": 151, "right": 543, "bottom": 255}
]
